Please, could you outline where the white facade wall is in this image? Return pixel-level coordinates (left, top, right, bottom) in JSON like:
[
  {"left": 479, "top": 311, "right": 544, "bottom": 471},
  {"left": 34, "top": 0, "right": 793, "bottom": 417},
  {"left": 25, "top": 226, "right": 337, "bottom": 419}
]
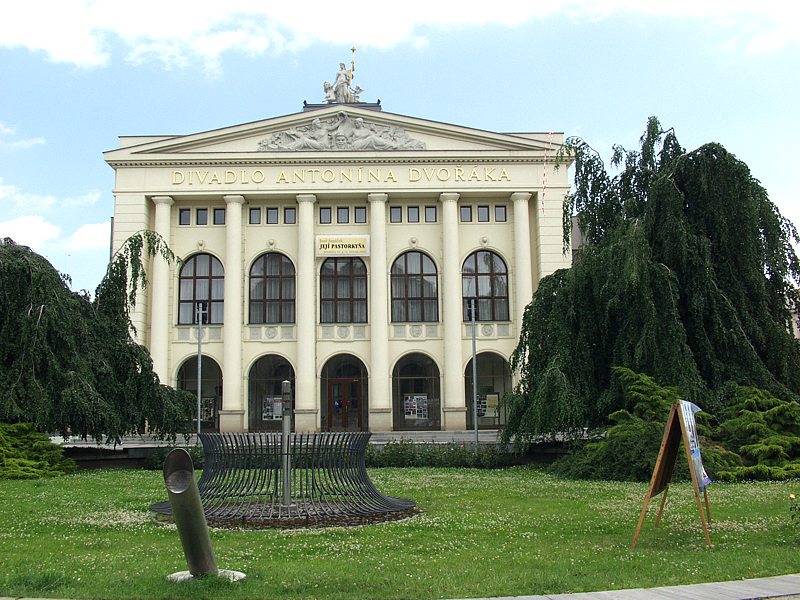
[{"left": 105, "top": 106, "right": 571, "bottom": 432}]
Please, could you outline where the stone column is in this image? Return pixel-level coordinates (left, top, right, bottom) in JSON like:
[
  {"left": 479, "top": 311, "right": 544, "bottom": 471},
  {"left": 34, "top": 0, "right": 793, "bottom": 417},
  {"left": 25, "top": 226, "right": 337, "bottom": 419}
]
[
  {"left": 511, "top": 192, "right": 534, "bottom": 328},
  {"left": 150, "top": 196, "right": 173, "bottom": 385},
  {"left": 440, "top": 192, "right": 466, "bottom": 431},
  {"left": 219, "top": 195, "right": 245, "bottom": 432},
  {"left": 295, "top": 194, "right": 318, "bottom": 431},
  {"left": 368, "top": 193, "right": 392, "bottom": 431}
]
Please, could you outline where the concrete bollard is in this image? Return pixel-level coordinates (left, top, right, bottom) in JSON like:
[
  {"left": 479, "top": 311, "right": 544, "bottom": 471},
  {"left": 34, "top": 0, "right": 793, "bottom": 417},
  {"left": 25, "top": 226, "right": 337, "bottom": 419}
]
[{"left": 163, "top": 448, "right": 218, "bottom": 578}]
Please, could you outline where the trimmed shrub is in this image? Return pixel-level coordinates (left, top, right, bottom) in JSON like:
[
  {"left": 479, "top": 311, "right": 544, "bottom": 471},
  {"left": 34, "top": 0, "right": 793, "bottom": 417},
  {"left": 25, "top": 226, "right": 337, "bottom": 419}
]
[
  {"left": 0, "top": 422, "right": 77, "bottom": 479},
  {"left": 365, "top": 440, "right": 517, "bottom": 468}
]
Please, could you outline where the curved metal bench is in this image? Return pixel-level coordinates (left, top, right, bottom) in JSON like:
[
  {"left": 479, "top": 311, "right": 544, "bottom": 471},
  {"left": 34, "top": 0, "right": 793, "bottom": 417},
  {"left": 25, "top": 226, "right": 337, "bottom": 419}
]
[{"left": 151, "top": 432, "right": 416, "bottom": 528}]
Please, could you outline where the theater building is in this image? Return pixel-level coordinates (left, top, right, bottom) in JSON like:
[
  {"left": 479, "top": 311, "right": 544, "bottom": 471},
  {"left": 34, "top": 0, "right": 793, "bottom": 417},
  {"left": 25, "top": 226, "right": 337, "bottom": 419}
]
[{"left": 105, "top": 98, "right": 570, "bottom": 433}]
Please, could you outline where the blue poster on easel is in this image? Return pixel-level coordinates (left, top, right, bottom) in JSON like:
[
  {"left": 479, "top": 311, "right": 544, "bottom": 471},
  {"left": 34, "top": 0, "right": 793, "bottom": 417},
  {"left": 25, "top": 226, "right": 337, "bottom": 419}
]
[{"left": 679, "top": 401, "right": 712, "bottom": 492}]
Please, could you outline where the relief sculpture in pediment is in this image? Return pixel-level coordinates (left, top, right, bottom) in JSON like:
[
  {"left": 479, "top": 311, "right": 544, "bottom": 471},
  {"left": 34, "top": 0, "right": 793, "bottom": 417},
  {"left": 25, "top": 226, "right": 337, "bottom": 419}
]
[{"left": 257, "top": 112, "right": 426, "bottom": 152}]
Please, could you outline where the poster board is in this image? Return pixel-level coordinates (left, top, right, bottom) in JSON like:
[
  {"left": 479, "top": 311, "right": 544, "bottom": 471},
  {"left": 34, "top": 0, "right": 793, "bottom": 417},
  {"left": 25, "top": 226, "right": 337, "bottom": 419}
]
[
  {"left": 403, "top": 394, "right": 429, "bottom": 420},
  {"left": 261, "top": 395, "right": 284, "bottom": 421},
  {"left": 632, "top": 400, "right": 713, "bottom": 549}
]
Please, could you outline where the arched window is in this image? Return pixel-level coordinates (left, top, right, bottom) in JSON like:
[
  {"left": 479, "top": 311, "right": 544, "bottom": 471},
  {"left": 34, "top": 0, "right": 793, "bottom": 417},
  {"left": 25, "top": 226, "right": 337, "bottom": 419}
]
[
  {"left": 249, "top": 253, "right": 295, "bottom": 324},
  {"left": 178, "top": 253, "right": 224, "bottom": 324},
  {"left": 461, "top": 250, "right": 509, "bottom": 322},
  {"left": 320, "top": 257, "right": 367, "bottom": 323},
  {"left": 392, "top": 353, "right": 441, "bottom": 430},
  {"left": 391, "top": 251, "right": 438, "bottom": 322},
  {"left": 177, "top": 356, "right": 222, "bottom": 432}
]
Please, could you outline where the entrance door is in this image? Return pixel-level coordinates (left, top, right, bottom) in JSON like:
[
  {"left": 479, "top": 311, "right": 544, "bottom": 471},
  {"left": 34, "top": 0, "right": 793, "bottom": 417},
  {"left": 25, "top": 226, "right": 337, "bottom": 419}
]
[{"left": 327, "top": 378, "right": 362, "bottom": 431}]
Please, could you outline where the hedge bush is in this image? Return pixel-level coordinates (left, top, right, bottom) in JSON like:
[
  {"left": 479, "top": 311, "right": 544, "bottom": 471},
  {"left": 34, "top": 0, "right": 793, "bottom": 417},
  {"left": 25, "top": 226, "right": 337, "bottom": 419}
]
[
  {"left": 365, "top": 440, "right": 517, "bottom": 468},
  {"left": 0, "top": 422, "right": 77, "bottom": 479}
]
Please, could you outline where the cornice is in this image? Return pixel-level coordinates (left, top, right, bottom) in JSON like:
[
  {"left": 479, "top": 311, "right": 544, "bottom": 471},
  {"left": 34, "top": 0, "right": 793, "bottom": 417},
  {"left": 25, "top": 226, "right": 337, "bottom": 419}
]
[{"left": 106, "top": 154, "right": 563, "bottom": 169}]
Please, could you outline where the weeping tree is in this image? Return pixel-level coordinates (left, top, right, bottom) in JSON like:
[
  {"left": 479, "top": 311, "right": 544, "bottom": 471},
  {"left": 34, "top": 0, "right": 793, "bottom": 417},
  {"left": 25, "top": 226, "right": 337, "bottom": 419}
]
[
  {"left": 503, "top": 117, "right": 800, "bottom": 443},
  {"left": 0, "top": 232, "right": 194, "bottom": 443}
]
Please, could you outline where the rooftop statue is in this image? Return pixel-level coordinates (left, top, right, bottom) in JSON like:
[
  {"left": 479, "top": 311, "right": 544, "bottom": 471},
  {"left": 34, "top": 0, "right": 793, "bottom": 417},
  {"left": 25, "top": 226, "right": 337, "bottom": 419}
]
[{"left": 324, "top": 47, "right": 362, "bottom": 104}]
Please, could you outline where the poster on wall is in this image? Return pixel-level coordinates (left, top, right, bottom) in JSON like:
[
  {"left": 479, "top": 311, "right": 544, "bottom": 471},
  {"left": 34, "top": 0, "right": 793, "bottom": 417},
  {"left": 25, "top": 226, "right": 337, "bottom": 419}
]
[
  {"left": 262, "top": 396, "right": 284, "bottom": 421},
  {"left": 403, "top": 394, "right": 429, "bottom": 419},
  {"left": 201, "top": 397, "right": 215, "bottom": 421},
  {"left": 484, "top": 393, "right": 499, "bottom": 419},
  {"left": 476, "top": 396, "right": 488, "bottom": 417}
]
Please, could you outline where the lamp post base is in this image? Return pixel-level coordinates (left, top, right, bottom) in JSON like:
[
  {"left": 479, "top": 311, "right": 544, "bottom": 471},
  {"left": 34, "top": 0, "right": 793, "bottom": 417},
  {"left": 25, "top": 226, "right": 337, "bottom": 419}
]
[{"left": 166, "top": 569, "right": 246, "bottom": 583}]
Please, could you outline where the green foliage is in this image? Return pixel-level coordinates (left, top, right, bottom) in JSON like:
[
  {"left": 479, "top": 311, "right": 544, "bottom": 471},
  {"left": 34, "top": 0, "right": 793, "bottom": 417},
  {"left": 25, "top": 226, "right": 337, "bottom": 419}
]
[
  {"left": 364, "top": 440, "right": 517, "bottom": 468},
  {"left": 0, "top": 233, "right": 194, "bottom": 443},
  {"left": 142, "top": 444, "right": 204, "bottom": 470},
  {"left": 549, "top": 368, "right": 685, "bottom": 481},
  {"left": 506, "top": 117, "right": 800, "bottom": 444},
  {"left": 0, "top": 422, "right": 76, "bottom": 479},
  {"left": 712, "top": 386, "right": 800, "bottom": 480},
  {"left": 550, "top": 369, "right": 798, "bottom": 482}
]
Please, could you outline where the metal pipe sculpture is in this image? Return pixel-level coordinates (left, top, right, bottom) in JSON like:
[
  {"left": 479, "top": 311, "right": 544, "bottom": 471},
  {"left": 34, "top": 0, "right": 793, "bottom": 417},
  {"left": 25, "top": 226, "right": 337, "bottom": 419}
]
[{"left": 163, "top": 448, "right": 218, "bottom": 577}]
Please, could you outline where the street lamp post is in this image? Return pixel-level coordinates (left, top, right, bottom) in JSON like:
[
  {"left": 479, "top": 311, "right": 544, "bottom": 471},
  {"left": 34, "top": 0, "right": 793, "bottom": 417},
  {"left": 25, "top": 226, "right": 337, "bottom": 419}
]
[
  {"left": 469, "top": 296, "right": 479, "bottom": 448},
  {"left": 195, "top": 301, "right": 207, "bottom": 439}
]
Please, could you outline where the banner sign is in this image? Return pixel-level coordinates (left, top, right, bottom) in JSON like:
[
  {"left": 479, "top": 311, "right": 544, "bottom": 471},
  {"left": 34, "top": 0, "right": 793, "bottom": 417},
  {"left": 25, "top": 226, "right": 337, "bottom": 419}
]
[{"left": 316, "top": 235, "right": 370, "bottom": 257}]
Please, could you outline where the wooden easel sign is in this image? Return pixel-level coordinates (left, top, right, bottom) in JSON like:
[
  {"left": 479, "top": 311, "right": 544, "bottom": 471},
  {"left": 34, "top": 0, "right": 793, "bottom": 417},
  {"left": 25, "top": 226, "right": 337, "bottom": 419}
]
[{"left": 632, "top": 400, "right": 713, "bottom": 549}]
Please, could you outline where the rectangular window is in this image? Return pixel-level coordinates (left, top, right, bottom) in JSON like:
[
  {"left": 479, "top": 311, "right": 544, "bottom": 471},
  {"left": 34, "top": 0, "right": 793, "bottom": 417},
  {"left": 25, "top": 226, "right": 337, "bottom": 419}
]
[
  {"left": 495, "top": 205, "right": 507, "bottom": 222},
  {"left": 407, "top": 206, "right": 420, "bottom": 223},
  {"left": 477, "top": 205, "right": 490, "bottom": 222},
  {"left": 460, "top": 205, "right": 472, "bottom": 222},
  {"left": 179, "top": 208, "right": 191, "bottom": 226},
  {"left": 354, "top": 206, "right": 367, "bottom": 223},
  {"left": 425, "top": 206, "right": 437, "bottom": 223},
  {"left": 284, "top": 207, "right": 297, "bottom": 224},
  {"left": 249, "top": 207, "right": 261, "bottom": 224},
  {"left": 390, "top": 206, "right": 402, "bottom": 223},
  {"left": 320, "top": 207, "right": 332, "bottom": 224},
  {"left": 337, "top": 207, "right": 349, "bottom": 224},
  {"left": 266, "top": 207, "right": 279, "bottom": 224},
  {"left": 213, "top": 207, "right": 225, "bottom": 225},
  {"left": 196, "top": 208, "right": 208, "bottom": 225}
]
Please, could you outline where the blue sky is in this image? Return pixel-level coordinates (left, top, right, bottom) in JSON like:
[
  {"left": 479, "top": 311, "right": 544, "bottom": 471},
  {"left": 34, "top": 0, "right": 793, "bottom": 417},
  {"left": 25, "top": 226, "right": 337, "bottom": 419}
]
[{"left": 1, "top": 1, "right": 798, "bottom": 293}]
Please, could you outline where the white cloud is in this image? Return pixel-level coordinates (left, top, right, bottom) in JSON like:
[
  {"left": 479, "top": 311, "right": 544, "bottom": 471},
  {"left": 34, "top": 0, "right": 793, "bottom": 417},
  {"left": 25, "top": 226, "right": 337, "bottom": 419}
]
[
  {"left": 0, "top": 178, "right": 100, "bottom": 212},
  {"left": 0, "top": 122, "right": 46, "bottom": 149},
  {"left": 0, "top": 215, "right": 61, "bottom": 250},
  {"left": 64, "top": 222, "right": 112, "bottom": 251},
  {"left": 1, "top": 1, "right": 797, "bottom": 71}
]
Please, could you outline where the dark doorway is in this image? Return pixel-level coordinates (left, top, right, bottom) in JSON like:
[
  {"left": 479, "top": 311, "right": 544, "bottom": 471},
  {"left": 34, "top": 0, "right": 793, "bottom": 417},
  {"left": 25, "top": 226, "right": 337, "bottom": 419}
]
[
  {"left": 327, "top": 378, "right": 362, "bottom": 431},
  {"left": 321, "top": 355, "right": 368, "bottom": 431}
]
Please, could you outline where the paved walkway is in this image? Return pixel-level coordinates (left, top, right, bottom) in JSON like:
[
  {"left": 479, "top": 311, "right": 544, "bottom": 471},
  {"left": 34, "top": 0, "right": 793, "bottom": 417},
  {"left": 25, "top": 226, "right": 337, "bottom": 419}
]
[{"left": 462, "top": 573, "right": 800, "bottom": 600}]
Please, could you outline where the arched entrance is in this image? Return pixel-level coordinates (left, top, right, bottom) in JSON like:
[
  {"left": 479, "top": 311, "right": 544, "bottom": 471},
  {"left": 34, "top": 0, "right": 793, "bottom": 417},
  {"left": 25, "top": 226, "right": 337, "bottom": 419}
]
[
  {"left": 320, "top": 354, "right": 368, "bottom": 431},
  {"left": 392, "top": 353, "right": 441, "bottom": 430},
  {"left": 248, "top": 354, "right": 295, "bottom": 431},
  {"left": 177, "top": 356, "right": 223, "bottom": 432},
  {"left": 465, "top": 352, "right": 512, "bottom": 430}
]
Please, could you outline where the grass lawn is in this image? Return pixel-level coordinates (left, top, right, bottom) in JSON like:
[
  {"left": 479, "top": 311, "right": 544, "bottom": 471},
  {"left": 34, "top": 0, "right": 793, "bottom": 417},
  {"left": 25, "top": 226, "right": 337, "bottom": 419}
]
[{"left": 0, "top": 466, "right": 797, "bottom": 599}]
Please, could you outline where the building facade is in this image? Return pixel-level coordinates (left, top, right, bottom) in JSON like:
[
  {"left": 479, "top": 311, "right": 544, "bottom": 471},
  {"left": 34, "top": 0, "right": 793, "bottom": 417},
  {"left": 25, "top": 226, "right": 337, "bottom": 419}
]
[{"left": 105, "top": 104, "right": 571, "bottom": 433}]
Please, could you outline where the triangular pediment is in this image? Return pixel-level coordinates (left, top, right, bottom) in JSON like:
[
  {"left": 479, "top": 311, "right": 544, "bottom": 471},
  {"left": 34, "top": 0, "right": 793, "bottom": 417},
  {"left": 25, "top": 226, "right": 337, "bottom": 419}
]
[{"left": 104, "top": 106, "right": 562, "bottom": 162}]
